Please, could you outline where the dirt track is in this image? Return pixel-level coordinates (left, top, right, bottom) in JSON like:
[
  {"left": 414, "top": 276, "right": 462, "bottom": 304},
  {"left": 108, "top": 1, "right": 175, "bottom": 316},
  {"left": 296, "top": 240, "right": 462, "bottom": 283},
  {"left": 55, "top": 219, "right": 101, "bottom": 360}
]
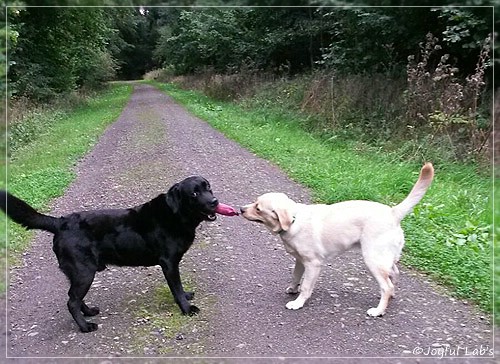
[{"left": 1, "top": 84, "right": 495, "bottom": 363}]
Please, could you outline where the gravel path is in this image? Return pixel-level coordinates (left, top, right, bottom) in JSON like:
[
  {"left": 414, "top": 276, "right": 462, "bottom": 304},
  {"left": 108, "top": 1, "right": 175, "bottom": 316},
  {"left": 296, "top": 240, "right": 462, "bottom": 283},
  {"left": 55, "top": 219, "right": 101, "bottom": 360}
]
[{"left": 1, "top": 84, "right": 495, "bottom": 363}]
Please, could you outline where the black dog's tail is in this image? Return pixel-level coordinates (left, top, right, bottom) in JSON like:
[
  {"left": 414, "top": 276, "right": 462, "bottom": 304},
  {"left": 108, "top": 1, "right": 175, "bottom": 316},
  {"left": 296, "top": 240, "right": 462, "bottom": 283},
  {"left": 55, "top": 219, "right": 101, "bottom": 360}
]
[{"left": 0, "top": 190, "right": 60, "bottom": 234}]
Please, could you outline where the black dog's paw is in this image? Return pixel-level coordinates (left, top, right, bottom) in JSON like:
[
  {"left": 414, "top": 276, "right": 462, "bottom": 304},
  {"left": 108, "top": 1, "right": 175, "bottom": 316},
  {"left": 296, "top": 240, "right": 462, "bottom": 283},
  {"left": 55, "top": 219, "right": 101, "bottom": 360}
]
[
  {"left": 182, "top": 305, "right": 200, "bottom": 316},
  {"left": 185, "top": 291, "right": 195, "bottom": 301},
  {"left": 80, "top": 322, "right": 98, "bottom": 333},
  {"left": 82, "top": 306, "right": 100, "bottom": 317},
  {"left": 188, "top": 305, "right": 200, "bottom": 315}
]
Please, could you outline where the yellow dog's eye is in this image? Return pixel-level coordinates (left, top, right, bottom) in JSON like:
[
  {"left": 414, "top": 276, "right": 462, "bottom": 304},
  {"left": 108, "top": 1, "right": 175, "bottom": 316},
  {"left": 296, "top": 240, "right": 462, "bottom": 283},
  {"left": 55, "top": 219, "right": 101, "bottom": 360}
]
[{"left": 256, "top": 205, "right": 261, "bottom": 212}]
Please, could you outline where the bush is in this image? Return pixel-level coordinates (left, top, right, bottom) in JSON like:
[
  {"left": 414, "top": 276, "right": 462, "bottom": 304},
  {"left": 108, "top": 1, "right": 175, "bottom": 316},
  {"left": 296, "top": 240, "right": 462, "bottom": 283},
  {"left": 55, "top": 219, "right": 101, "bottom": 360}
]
[
  {"left": 9, "top": 8, "right": 118, "bottom": 102},
  {"left": 77, "top": 49, "right": 118, "bottom": 91}
]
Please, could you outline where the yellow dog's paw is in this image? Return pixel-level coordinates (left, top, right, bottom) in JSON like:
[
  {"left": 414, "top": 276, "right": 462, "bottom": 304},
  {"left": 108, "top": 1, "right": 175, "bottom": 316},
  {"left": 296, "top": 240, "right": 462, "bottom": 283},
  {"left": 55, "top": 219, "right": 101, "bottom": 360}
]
[
  {"left": 366, "top": 307, "right": 385, "bottom": 317},
  {"left": 285, "top": 299, "right": 304, "bottom": 310}
]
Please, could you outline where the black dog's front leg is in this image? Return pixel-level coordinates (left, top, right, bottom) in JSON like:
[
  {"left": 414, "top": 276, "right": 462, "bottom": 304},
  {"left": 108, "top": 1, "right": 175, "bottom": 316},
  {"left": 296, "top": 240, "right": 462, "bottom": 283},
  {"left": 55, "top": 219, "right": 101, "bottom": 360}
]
[{"left": 159, "top": 256, "right": 199, "bottom": 315}]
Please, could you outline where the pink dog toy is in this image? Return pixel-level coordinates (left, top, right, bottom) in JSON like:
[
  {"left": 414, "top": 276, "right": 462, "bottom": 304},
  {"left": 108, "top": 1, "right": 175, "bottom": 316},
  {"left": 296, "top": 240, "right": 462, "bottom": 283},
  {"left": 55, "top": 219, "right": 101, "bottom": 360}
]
[{"left": 215, "top": 203, "right": 239, "bottom": 216}]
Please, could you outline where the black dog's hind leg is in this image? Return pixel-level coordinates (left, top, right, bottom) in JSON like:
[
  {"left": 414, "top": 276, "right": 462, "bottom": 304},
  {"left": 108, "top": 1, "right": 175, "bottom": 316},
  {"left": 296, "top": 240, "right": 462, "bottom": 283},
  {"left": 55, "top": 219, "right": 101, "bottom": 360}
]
[
  {"left": 66, "top": 270, "right": 99, "bottom": 332},
  {"left": 159, "top": 256, "right": 199, "bottom": 315}
]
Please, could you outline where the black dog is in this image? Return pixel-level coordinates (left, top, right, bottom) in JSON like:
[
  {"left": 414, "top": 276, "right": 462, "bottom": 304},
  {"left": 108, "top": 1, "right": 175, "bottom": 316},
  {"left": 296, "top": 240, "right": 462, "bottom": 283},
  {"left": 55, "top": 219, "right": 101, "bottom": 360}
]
[{"left": 0, "top": 176, "right": 219, "bottom": 332}]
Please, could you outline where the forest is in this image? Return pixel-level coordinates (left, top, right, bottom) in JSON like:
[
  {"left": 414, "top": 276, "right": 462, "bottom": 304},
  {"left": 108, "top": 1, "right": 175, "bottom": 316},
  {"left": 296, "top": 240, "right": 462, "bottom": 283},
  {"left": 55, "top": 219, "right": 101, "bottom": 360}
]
[{"left": 1, "top": 0, "right": 496, "bottom": 163}]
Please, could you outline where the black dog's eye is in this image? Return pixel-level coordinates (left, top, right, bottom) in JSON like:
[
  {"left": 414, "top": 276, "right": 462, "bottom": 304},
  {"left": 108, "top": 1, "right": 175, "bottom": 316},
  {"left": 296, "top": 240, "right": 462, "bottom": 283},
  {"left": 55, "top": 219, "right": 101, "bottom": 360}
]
[{"left": 192, "top": 192, "right": 199, "bottom": 197}]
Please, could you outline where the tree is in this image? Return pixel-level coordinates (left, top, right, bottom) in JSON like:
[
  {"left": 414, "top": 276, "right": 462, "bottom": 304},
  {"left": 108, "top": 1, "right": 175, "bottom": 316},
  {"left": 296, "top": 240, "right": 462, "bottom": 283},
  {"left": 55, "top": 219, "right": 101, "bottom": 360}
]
[
  {"left": 154, "top": 7, "right": 331, "bottom": 74},
  {"left": 9, "top": 7, "right": 117, "bottom": 101},
  {"left": 109, "top": 7, "right": 161, "bottom": 80}
]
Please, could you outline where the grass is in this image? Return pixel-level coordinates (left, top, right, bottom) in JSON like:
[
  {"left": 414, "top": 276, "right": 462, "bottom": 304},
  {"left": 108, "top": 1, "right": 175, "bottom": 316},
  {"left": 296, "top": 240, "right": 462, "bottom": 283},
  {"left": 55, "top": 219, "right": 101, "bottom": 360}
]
[
  {"left": 1, "top": 83, "right": 133, "bottom": 290},
  {"left": 129, "top": 277, "right": 208, "bottom": 355},
  {"left": 148, "top": 80, "right": 494, "bottom": 318}
]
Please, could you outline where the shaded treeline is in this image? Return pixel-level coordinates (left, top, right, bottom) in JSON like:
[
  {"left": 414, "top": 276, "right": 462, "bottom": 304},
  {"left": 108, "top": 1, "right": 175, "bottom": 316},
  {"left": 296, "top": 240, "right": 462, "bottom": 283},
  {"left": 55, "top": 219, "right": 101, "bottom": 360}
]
[
  {"left": 4, "top": 1, "right": 494, "bottom": 98},
  {"left": 1, "top": 0, "right": 495, "bottom": 162}
]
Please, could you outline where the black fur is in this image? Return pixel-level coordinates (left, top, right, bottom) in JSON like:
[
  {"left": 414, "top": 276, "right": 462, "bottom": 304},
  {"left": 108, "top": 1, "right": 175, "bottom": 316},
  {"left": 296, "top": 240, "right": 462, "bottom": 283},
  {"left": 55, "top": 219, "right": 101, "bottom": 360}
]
[{"left": 0, "top": 176, "right": 219, "bottom": 333}]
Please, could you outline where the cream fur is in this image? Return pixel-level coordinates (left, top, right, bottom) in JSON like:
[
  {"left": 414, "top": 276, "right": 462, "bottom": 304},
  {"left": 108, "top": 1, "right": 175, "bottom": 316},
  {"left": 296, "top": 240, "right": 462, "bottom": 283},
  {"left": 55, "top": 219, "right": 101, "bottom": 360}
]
[{"left": 241, "top": 163, "right": 434, "bottom": 316}]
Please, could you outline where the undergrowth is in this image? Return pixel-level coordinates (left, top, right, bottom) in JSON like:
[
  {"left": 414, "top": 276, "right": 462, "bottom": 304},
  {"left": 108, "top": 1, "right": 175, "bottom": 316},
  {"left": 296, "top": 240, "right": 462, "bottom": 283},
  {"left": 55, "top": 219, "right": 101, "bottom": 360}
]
[{"left": 152, "top": 33, "right": 492, "bottom": 167}]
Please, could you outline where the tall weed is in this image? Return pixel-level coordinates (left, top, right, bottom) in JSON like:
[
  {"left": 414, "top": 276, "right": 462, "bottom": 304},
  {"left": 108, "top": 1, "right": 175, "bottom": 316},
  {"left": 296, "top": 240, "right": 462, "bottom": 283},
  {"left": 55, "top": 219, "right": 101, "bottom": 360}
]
[
  {"left": 147, "top": 66, "right": 275, "bottom": 102},
  {"left": 405, "top": 33, "right": 492, "bottom": 161}
]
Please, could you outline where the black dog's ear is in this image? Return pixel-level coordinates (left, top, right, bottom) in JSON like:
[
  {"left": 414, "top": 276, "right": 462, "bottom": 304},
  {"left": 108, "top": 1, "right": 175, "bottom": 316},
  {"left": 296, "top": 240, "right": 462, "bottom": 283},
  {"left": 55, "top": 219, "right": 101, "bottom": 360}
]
[{"left": 166, "top": 183, "right": 181, "bottom": 214}]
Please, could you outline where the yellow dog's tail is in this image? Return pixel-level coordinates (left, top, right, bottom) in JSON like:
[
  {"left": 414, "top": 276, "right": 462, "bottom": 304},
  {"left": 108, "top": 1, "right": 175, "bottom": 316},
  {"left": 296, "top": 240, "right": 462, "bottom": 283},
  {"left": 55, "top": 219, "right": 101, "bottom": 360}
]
[{"left": 392, "top": 163, "right": 434, "bottom": 222}]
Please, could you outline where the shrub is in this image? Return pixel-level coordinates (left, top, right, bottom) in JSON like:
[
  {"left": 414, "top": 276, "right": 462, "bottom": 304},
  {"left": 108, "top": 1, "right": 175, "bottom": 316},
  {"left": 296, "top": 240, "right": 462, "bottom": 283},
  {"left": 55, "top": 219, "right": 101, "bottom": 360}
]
[{"left": 77, "top": 49, "right": 118, "bottom": 91}]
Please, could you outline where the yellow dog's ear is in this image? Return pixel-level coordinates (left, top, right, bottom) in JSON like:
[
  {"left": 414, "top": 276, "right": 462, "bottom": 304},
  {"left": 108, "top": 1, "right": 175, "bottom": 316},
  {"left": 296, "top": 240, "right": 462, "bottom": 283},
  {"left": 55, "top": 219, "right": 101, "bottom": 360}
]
[{"left": 274, "top": 207, "right": 294, "bottom": 232}]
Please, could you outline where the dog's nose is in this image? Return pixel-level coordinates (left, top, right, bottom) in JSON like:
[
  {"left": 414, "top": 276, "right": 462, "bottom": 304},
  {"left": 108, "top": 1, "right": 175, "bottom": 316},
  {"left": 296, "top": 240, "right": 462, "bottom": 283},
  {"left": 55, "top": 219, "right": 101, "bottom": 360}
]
[
  {"left": 240, "top": 206, "right": 246, "bottom": 214},
  {"left": 210, "top": 198, "right": 218, "bottom": 208}
]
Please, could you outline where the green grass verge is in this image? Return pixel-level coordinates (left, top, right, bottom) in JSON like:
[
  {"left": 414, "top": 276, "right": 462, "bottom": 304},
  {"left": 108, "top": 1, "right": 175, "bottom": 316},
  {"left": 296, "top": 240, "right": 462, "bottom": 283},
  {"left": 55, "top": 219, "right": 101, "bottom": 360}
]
[
  {"left": 1, "top": 83, "right": 133, "bottom": 292},
  {"left": 149, "top": 80, "right": 494, "bottom": 319}
]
